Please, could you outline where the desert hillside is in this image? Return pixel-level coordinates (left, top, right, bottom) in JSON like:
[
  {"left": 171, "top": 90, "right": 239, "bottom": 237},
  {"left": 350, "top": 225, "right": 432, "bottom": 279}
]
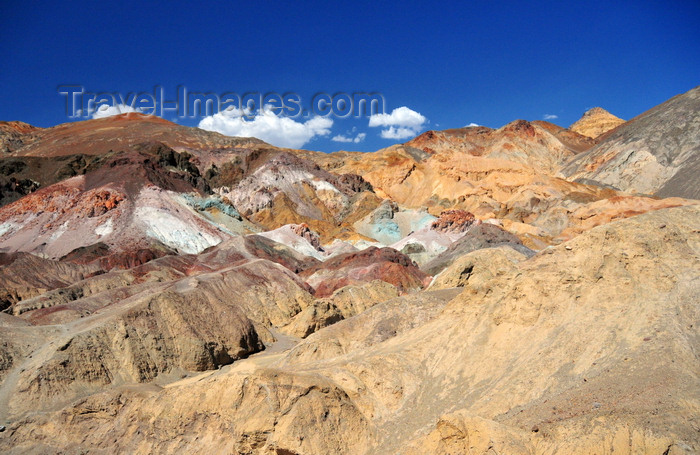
[
  {"left": 0, "top": 88, "right": 698, "bottom": 454},
  {"left": 565, "top": 86, "right": 700, "bottom": 199}
]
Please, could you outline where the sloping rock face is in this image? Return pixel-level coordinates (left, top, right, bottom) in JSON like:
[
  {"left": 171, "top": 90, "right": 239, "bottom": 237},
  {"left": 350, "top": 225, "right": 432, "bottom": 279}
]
[
  {"left": 0, "top": 143, "right": 236, "bottom": 264},
  {"left": 421, "top": 222, "right": 533, "bottom": 275},
  {"left": 290, "top": 223, "right": 322, "bottom": 250},
  {"left": 256, "top": 224, "right": 325, "bottom": 260},
  {"left": 300, "top": 246, "right": 430, "bottom": 297},
  {"left": 565, "top": 86, "right": 700, "bottom": 199},
  {"left": 569, "top": 107, "right": 626, "bottom": 139},
  {"left": 2, "top": 206, "right": 697, "bottom": 454},
  {"left": 0, "top": 89, "right": 698, "bottom": 454},
  {"left": 404, "top": 120, "right": 593, "bottom": 174},
  {"left": 284, "top": 280, "right": 400, "bottom": 338},
  {"left": 298, "top": 121, "right": 658, "bottom": 243},
  {"left": 0, "top": 114, "right": 381, "bottom": 243},
  {"left": 0, "top": 121, "right": 39, "bottom": 154},
  {"left": 0, "top": 253, "right": 100, "bottom": 311},
  {"left": 6, "top": 113, "right": 262, "bottom": 161},
  {"left": 219, "top": 151, "right": 379, "bottom": 240},
  {"left": 0, "top": 249, "right": 318, "bottom": 422},
  {"left": 0, "top": 176, "right": 224, "bottom": 261},
  {"left": 352, "top": 199, "right": 436, "bottom": 247},
  {"left": 384, "top": 210, "right": 482, "bottom": 266},
  {"left": 427, "top": 245, "right": 528, "bottom": 290},
  {"left": 0, "top": 114, "right": 265, "bottom": 210}
]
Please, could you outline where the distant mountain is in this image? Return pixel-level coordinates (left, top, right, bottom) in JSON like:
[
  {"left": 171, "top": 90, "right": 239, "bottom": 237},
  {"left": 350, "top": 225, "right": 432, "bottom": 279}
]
[
  {"left": 569, "top": 107, "right": 625, "bottom": 139},
  {"left": 564, "top": 86, "right": 700, "bottom": 199}
]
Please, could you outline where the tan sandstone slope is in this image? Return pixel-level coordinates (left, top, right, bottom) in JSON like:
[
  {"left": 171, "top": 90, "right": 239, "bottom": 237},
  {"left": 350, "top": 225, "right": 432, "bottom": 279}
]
[
  {"left": 1, "top": 205, "right": 698, "bottom": 454},
  {"left": 569, "top": 107, "right": 625, "bottom": 139}
]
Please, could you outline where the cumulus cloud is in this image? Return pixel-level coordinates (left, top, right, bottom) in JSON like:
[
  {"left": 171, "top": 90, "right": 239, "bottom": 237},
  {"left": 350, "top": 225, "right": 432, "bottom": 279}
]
[
  {"left": 198, "top": 106, "right": 333, "bottom": 149},
  {"left": 379, "top": 127, "right": 420, "bottom": 140},
  {"left": 543, "top": 114, "right": 558, "bottom": 120},
  {"left": 92, "top": 103, "right": 143, "bottom": 119},
  {"left": 369, "top": 106, "right": 427, "bottom": 140},
  {"left": 332, "top": 132, "right": 366, "bottom": 143}
]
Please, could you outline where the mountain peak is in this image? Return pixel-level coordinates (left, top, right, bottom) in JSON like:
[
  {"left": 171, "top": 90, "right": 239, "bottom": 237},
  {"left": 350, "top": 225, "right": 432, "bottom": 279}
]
[
  {"left": 581, "top": 106, "right": 611, "bottom": 117},
  {"left": 569, "top": 107, "right": 625, "bottom": 138},
  {"left": 569, "top": 107, "right": 625, "bottom": 139}
]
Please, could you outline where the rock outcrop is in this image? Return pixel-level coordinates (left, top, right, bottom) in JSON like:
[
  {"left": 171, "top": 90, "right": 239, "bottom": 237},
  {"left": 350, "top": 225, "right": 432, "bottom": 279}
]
[
  {"left": 284, "top": 280, "right": 400, "bottom": 338},
  {"left": 220, "top": 151, "right": 379, "bottom": 240},
  {"left": 569, "top": 107, "right": 625, "bottom": 139},
  {"left": 429, "top": 209, "right": 476, "bottom": 233},
  {"left": 427, "top": 245, "right": 528, "bottom": 290},
  {"left": 297, "top": 119, "right": 674, "bottom": 244},
  {"left": 0, "top": 121, "right": 39, "bottom": 154}
]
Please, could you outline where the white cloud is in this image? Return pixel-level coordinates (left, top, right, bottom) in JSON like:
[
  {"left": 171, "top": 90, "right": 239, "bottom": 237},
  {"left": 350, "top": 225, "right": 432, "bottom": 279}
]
[
  {"left": 543, "top": 114, "right": 558, "bottom": 120},
  {"left": 465, "top": 122, "right": 480, "bottom": 127},
  {"left": 198, "top": 106, "right": 333, "bottom": 149},
  {"left": 369, "top": 106, "right": 426, "bottom": 128},
  {"left": 379, "top": 127, "right": 420, "bottom": 140},
  {"left": 332, "top": 132, "right": 366, "bottom": 143},
  {"left": 369, "top": 106, "right": 427, "bottom": 140},
  {"left": 92, "top": 103, "right": 143, "bottom": 119}
]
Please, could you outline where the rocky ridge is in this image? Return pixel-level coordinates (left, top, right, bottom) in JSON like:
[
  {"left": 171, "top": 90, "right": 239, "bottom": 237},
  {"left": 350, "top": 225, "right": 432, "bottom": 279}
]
[{"left": 565, "top": 85, "right": 700, "bottom": 199}]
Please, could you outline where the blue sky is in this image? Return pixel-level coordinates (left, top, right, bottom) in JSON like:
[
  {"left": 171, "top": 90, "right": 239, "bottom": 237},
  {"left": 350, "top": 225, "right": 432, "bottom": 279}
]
[{"left": 1, "top": 0, "right": 698, "bottom": 152}]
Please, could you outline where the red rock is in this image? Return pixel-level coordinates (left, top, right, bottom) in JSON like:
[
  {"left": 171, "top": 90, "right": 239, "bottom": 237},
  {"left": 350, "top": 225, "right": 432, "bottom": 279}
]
[
  {"left": 431, "top": 209, "right": 477, "bottom": 233},
  {"left": 300, "top": 247, "right": 429, "bottom": 297},
  {"left": 290, "top": 223, "right": 322, "bottom": 250}
]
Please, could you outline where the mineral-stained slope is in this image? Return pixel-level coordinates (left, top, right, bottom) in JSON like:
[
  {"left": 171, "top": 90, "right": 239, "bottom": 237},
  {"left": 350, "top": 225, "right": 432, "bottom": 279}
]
[
  {"left": 0, "top": 88, "right": 698, "bottom": 454},
  {"left": 0, "top": 121, "right": 39, "bottom": 154},
  {"left": 4, "top": 113, "right": 261, "bottom": 161},
  {"left": 0, "top": 165, "right": 226, "bottom": 261},
  {"left": 297, "top": 118, "right": 694, "bottom": 245},
  {"left": 0, "top": 245, "right": 321, "bottom": 420},
  {"left": 565, "top": 86, "right": 700, "bottom": 199},
  {"left": 1, "top": 205, "right": 697, "bottom": 454},
  {"left": 219, "top": 151, "right": 379, "bottom": 240},
  {"left": 299, "top": 246, "right": 429, "bottom": 297},
  {"left": 421, "top": 222, "right": 532, "bottom": 275},
  {"left": 0, "top": 252, "right": 100, "bottom": 311},
  {"left": 0, "top": 114, "right": 381, "bottom": 243}
]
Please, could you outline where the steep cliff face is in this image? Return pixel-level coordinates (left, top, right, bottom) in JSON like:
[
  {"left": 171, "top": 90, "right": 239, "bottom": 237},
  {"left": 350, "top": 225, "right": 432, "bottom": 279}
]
[{"left": 565, "top": 86, "right": 700, "bottom": 199}]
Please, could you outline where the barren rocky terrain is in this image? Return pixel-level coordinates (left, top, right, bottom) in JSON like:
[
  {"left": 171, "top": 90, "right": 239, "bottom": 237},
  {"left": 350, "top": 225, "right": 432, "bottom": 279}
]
[{"left": 0, "top": 86, "right": 698, "bottom": 454}]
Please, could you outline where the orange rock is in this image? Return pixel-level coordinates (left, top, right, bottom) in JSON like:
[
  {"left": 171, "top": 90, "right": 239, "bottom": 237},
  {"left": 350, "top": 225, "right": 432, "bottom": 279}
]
[{"left": 431, "top": 209, "right": 477, "bottom": 233}]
